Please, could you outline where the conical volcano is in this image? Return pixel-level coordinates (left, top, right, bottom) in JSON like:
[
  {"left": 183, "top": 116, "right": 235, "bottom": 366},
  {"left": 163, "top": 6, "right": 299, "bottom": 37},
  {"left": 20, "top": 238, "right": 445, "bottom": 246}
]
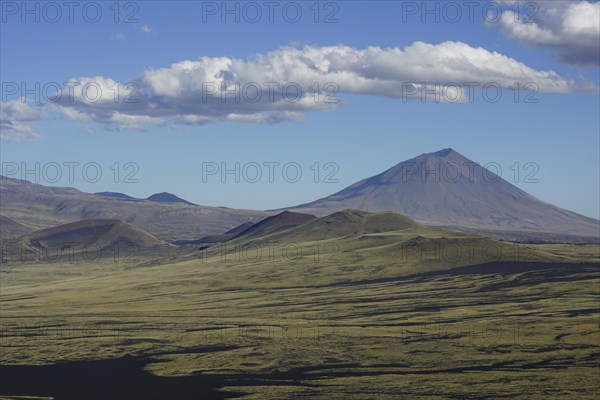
[{"left": 289, "top": 149, "right": 599, "bottom": 239}]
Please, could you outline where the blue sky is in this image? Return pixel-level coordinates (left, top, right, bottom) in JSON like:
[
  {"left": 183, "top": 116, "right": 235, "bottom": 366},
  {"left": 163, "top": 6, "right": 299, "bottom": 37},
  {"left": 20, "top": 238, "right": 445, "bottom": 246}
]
[{"left": 1, "top": 1, "right": 599, "bottom": 218}]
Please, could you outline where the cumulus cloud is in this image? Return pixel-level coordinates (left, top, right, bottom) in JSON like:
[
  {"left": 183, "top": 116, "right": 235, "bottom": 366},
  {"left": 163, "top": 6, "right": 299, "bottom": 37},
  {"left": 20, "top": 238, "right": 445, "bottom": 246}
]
[
  {"left": 48, "top": 42, "right": 575, "bottom": 130},
  {"left": 0, "top": 101, "right": 43, "bottom": 142},
  {"left": 3, "top": 41, "right": 580, "bottom": 137},
  {"left": 50, "top": 76, "right": 146, "bottom": 129},
  {"left": 108, "top": 112, "right": 165, "bottom": 131},
  {"left": 494, "top": 0, "right": 600, "bottom": 66}
]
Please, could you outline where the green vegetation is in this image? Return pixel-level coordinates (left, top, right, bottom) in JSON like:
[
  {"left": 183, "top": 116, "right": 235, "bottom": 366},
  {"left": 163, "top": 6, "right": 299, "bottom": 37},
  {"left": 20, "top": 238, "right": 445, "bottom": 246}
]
[{"left": 1, "top": 211, "right": 598, "bottom": 399}]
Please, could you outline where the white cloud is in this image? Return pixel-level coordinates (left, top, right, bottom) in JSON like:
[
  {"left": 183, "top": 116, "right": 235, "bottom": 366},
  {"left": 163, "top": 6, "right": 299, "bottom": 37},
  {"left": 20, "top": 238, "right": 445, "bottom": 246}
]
[
  {"left": 0, "top": 101, "right": 44, "bottom": 142},
  {"left": 59, "top": 76, "right": 137, "bottom": 105},
  {"left": 493, "top": 0, "right": 600, "bottom": 66},
  {"left": 224, "top": 111, "right": 304, "bottom": 124},
  {"left": 108, "top": 112, "right": 165, "bottom": 131},
  {"left": 50, "top": 77, "right": 145, "bottom": 130},
  {"left": 0, "top": 122, "right": 42, "bottom": 142},
  {"left": 141, "top": 25, "right": 152, "bottom": 34},
  {"left": 54, "top": 105, "right": 91, "bottom": 121},
  {"left": 134, "top": 42, "right": 577, "bottom": 102},
  {"left": 113, "top": 33, "right": 126, "bottom": 41},
  {"left": 11, "top": 41, "right": 582, "bottom": 135}
]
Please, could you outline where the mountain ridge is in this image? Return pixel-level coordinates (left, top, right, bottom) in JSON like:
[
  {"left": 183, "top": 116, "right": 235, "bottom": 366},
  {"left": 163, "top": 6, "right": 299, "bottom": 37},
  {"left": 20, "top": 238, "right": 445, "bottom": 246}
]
[
  {"left": 2, "top": 148, "right": 598, "bottom": 243},
  {"left": 285, "top": 148, "right": 599, "bottom": 240},
  {"left": 0, "top": 175, "right": 268, "bottom": 241}
]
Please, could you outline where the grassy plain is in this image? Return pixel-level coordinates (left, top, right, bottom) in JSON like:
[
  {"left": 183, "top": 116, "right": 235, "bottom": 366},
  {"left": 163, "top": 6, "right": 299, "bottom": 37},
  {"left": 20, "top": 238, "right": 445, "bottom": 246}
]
[{"left": 0, "top": 219, "right": 598, "bottom": 399}]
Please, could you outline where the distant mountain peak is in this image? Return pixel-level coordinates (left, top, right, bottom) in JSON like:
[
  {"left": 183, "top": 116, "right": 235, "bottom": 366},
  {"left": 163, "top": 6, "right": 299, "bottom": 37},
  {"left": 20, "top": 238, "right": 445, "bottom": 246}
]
[
  {"left": 95, "top": 191, "right": 196, "bottom": 205},
  {"left": 432, "top": 148, "right": 456, "bottom": 157},
  {"left": 286, "top": 148, "right": 599, "bottom": 239},
  {"left": 146, "top": 192, "right": 196, "bottom": 206},
  {"left": 415, "top": 148, "right": 463, "bottom": 160}
]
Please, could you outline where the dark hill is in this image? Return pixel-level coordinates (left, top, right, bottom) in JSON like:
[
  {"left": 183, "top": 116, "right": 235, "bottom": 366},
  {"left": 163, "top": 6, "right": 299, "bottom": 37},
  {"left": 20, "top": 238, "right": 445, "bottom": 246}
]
[
  {"left": 233, "top": 211, "right": 317, "bottom": 240},
  {"left": 21, "top": 219, "right": 165, "bottom": 251},
  {"left": 258, "top": 209, "right": 422, "bottom": 242}
]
